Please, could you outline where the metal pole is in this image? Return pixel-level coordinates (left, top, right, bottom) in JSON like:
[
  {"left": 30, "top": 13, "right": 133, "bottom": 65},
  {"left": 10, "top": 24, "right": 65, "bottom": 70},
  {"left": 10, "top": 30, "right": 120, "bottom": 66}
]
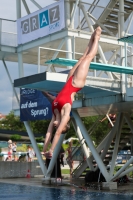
[
  {"left": 65, "top": 0, "right": 71, "bottom": 28},
  {"left": 69, "top": 0, "right": 79, "bottom": 28},
  {"left": 125, "top": 12, "right": 133, "bottom": 35},
  {"left": 18, "top": 52, "right": 24, "bottom": 78},
  {"left": 109, "top": 113, "right": 123, "bottom": 178},
  {"left": 30, "top": 0, "right": 42, "bottom": 9},
  {"left": 16, "top": 0, "right": 21, "bottom": 19},
  {"left": 0, "top": 19, "right": 2, "bottom": 50},
  {"left": 124, "top": 113, "right": 133, "bottom": 133},
  {"left": 112, "top": 157, "right": 133, "bottom": 181},
  {"left": 72, "top": 118, "right": 94, "bottom": 170},
  {"left": 38, "top": 47, "right": 40, "bottom": 73},
  {"left": 46, "top": 38, "right": 65, "bottom": 72},
  {"left": 24, "top": 121, "right": 47, "bottom": 175},
  {"left": 2, "top": 59, "right": 19, "bottom": 104},
  {"left": 72, "top": 36, "right": 75, "bottom": 60},
  {"left": 72, "top": 110, "right": 110, "bottom": 182},
  {"left": 65, "top": 36, "right": 72, "bottom": 69},
  {"left": 22, "top": 0, "right": 30, "bottom": 14},
  {"left": 119, "top": 0, "right": 126, "bottom": 100}
]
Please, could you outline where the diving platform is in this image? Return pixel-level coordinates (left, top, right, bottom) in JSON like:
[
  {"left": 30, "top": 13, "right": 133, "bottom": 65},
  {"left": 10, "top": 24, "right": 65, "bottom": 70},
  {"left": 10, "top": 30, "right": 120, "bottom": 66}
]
[
  {"left": 46, "top": 58, "right": 133, "bottom": 75},
  {"left": 118, "top": 35, "right": 133, "bottom": 44},
  {"left": 14, "top": 70, "right": 133, "bottom": 117}
]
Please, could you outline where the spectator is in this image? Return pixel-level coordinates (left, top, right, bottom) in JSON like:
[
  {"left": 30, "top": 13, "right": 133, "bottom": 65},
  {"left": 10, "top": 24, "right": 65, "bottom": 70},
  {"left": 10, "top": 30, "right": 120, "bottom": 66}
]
[
  {"left": 28, "top": 146, "right": 35, "bottom": 162},
  {"left": 7, "top": 140, "right": 12, "bottom": 161},
  {"left": 12, "top": 142, "right": 17, "bottom": 161},
  {"left": 100, "top": 113, "right": 116, "bottom": 128}
]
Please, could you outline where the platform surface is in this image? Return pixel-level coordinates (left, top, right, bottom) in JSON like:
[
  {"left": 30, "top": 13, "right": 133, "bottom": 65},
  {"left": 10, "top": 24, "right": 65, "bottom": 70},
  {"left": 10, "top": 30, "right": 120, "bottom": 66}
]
[{"left": 14, "top": 71, "right": 120, "bottom": 95}]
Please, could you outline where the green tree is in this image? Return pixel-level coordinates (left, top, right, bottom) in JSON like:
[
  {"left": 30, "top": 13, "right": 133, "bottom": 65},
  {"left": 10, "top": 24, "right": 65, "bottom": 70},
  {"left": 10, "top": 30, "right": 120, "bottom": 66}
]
[
  {"left": 0, "top": 111, "right": 109, "bottom": 146},
  {"left": 10, "top": 134, "right": 21, "bottom": 141},
  {"left": 0, "top": 111, "right": 26, "bottom": 131}
]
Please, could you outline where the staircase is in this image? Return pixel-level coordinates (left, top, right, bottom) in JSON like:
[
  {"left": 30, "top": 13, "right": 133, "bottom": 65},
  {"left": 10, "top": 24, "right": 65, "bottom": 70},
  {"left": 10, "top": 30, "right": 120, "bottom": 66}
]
[
  {"left": 89, "top": 0, "right": 133, "bottom": 36},
  {"left": 70, "top": 115, "right": 133, "bottom": 178}
]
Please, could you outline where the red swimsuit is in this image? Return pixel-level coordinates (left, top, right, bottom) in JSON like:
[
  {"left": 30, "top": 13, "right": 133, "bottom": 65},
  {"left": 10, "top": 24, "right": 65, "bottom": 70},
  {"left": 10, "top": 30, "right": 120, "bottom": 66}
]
[{"left": 52, "top": 76, "right": 81, "bottom": 114}]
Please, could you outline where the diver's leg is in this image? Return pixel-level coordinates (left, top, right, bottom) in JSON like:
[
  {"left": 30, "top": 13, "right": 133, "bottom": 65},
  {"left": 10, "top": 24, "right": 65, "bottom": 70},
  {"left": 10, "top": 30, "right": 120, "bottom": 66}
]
[{"left": 72, "top": 26, "right": 101, "bottom": 88}]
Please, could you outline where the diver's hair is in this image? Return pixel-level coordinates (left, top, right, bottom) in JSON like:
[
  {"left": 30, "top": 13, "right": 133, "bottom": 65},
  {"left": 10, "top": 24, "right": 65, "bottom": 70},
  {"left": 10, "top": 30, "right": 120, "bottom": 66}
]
[{"left": 66, "top": 119, "right": 71, "bottom": 130}]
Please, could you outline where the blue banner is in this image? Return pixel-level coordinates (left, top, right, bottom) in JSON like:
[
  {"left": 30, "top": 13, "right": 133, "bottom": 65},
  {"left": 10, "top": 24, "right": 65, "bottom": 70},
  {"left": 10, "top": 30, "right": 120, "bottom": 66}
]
[{"left": 20, "top": 88, "right": 53, "bottom": 121}]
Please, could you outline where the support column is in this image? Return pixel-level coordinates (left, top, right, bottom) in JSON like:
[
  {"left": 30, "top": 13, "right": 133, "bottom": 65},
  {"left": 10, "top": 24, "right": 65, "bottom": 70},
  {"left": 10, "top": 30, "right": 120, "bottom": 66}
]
[
  {"left": 65, "top": 0, "right": 71, "bottom": 28},
  {"left": 72, "top": 118, "right": 94, "bottom": 170},
  {"left": 0, "top": 19, "right": 2, "bottom": 51},
  {"left": 16, "top": 0, "right": 21, "bottom": 19},
  {"left": 65, "top": 36, "right": 72, "bottom": 65},
  {"left": 16, "top": 0, "right": 46, "bottom": 176},
  {"left": 109, "top": 113, "right": 123, "bottom": 178},
  {"left": 18, "top": 52, "right": 24, "bottom": 78},
  {"left": 65, "top": 0, "right": 72, "bottom": 69},
  {"left": 72, "top": 110, "right": 109, "bottom": 182},
  {"left": 119, "top": 0, "right": 126, "bottom": 100},
  {"left": 24, "top": 122, "right": 47, "bottom": 175}
]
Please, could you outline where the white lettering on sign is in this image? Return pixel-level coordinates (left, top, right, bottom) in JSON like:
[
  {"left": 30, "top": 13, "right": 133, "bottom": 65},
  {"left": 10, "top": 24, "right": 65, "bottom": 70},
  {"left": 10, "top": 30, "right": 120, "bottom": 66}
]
[{"left": 31, "top": 107, "right": 49, "bottom": 117}]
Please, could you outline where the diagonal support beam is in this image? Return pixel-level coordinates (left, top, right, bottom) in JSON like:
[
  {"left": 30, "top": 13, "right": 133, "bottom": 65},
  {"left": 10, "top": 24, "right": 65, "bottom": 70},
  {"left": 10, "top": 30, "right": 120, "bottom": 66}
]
[
  {"left": 69, "top": 0, "right": 80, "bottom": 28},
  {"left": 72, "top": 118, "right": 94, "bottom": 170},
  {"left": 109, "top": 113, "right": 124, "bottom": 179},
  {"left": 124, "top": 113, "right": 133, "bottom": 133},
  {"left": 72, "top": 110, "right": 110, "bottom": 181},
  {"left": 2, "top": 59, "right": 19, "bottom": 104},
  {"left": 87, "top": 13, "right": 115, "bottom": 37},
  {"left": 112, "top": 156, "right": 133, "bottom": 181},
  {"left": 79, "top": 3, "right": 113, "bottom": 79},
  {"left": 46, "top": 39, "right": 66, "bottom": 72},
  {"left": 22, "top": 0, "right": 30, "bottom": 14},
  {"left": 24, "top": 121, "right": 47, "bottom": 176},
  {"left": 30, "top": 0, "right": 42, "bottom": 9}
]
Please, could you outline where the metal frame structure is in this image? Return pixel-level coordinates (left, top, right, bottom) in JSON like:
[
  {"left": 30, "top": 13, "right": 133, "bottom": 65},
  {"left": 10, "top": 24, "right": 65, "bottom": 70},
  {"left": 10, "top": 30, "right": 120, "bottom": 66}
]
[{"left": 1, "top": 0, "right": 133, "bottom": 183}]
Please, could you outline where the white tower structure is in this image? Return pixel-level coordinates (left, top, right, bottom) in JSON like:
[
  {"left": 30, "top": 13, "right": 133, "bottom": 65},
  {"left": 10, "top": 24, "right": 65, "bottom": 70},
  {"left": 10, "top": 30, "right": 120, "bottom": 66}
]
[{"left": 1, "top": 0, "right": 133, "bottom": 185}]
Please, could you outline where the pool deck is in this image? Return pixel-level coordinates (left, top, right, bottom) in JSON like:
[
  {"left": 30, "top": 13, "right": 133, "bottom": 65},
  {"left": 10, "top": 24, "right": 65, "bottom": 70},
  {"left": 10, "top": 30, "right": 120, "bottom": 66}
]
[{"left": 0, "top": 176, "right": 133, "bottom": 194}]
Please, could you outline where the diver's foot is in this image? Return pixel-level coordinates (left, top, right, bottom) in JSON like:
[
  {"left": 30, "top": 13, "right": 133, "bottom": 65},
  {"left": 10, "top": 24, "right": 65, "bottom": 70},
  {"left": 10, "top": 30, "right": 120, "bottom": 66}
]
[{"left": 94, "top": 26, "right": 102, "bottom": 40}]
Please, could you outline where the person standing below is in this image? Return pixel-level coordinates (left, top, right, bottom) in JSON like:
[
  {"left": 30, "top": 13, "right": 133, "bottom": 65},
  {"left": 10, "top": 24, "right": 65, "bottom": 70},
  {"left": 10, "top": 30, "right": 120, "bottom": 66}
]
[
  {"left": 100, "top": 113, "right": 116, "bottom": 128},
  {"left": 28, "top": 147, "right": 35, "bottom": 162},
  {"left": 7, "top": 140, "right": 12, "bottom": 161},
  {"left": 12, "top": 142, "right": 17, "bottom": 161}
]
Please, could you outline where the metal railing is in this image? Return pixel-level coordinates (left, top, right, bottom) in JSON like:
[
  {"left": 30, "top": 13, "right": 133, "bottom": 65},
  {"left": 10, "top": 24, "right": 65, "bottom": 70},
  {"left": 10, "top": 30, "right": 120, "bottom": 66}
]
[{"left": 0, "top": 18, "right": 17, "bottom": 47}]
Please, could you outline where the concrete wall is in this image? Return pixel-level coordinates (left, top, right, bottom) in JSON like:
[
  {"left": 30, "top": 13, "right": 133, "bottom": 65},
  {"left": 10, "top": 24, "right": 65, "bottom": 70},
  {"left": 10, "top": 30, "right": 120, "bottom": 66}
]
[{"left": 0, "top": 161, "right": 43, "bottom": 178}]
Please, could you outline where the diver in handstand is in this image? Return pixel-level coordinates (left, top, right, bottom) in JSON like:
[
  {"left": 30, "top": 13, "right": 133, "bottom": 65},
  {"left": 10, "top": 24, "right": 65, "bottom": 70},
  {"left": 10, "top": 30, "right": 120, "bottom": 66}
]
[{"left": 43, "top": 26, "right": 102, "bottom": 158}]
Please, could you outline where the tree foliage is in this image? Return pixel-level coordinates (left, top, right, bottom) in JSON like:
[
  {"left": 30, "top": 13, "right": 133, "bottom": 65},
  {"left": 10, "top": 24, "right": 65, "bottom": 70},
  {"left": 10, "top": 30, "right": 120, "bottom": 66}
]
[
  {"left": 0, "top": 111, "right": 109, "bottom": 146},
  {"left": 10, "top": 134, "right": 21, "bottom": 141}
]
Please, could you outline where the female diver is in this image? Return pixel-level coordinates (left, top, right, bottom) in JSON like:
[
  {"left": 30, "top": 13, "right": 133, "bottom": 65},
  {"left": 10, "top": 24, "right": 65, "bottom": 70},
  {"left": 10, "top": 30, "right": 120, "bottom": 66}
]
[{"left": 43, "top": 26, "right": 102, "bottom": 158}]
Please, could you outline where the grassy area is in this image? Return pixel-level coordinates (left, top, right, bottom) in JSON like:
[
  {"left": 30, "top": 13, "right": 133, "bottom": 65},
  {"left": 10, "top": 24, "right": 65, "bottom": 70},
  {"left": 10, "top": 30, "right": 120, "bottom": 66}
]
[{"left": 61, "top": 169, "right": 70, "bottom": 174}]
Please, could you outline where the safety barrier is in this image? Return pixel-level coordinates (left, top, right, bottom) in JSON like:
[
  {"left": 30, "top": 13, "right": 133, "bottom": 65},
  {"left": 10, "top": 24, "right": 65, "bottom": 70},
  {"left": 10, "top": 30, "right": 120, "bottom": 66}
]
[{"left": 0, "top": 161, "right": 43, "bottom": 178}]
